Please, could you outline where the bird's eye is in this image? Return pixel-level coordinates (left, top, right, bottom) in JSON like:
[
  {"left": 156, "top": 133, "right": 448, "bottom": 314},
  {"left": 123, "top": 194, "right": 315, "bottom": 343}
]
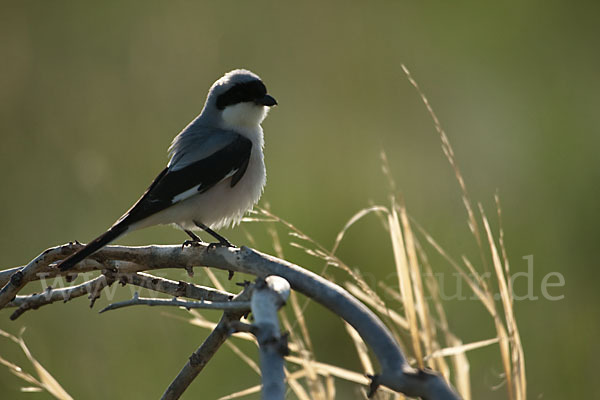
[{"left": 216, "top": 80, "right": 267, "bottom": 110}]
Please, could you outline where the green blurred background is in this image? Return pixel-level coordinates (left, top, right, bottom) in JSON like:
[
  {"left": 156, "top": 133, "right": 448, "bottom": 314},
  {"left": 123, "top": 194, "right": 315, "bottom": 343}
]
[{"left": 1, "top": 1, "right": 598, "bottom": 399}]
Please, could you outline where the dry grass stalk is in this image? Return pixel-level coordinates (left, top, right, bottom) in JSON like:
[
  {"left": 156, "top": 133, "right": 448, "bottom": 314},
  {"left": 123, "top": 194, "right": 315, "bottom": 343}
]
[{"left": 0, "top": 329, "right": 73, "bottom": 400}]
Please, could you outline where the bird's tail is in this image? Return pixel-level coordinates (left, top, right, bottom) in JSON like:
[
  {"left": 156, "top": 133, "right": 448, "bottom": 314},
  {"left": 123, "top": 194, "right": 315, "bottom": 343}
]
[{"left": 58, "top": 223, "right": 129, "bottom": 271}]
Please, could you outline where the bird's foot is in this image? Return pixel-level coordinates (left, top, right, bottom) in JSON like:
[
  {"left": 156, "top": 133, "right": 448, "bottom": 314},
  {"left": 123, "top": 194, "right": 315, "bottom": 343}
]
[
  {"left": 206, "top": 238, "right": 236, "bottom": 251},
  {"left": 182, "top": 239, "right": 204, "bottom": 249},
  {"left": 192, "top": 221, "right": 236, "bottom": 251},
  {"left": 182, "top": 229, "right": 204, "bottom": 249}
]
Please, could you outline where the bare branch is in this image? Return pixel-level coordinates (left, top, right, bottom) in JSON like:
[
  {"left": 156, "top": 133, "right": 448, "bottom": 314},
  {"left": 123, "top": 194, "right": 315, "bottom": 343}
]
[
  {"left": 117, "top": 272, "right": 234, "bottom": 302},
  {"left": 250, "top": 276, "right": 290, "bottom": 400},
  {"left": 7, "top": 273, "right": 115, "bottom": 320},
  {"left": 5, "top": 270, "right": 235, "bottom": 320},
  {"left": 0, "top": 244, "right": 88, "bottom": 309},
  {"left": 0, "top": 242, "right": 459, "bottom": 399},
  {"left": 161, "top": 285, "right": 254, "bottom": 400},
  {"left": 99, "top": 292, "right": 250, "bottom": 314}
]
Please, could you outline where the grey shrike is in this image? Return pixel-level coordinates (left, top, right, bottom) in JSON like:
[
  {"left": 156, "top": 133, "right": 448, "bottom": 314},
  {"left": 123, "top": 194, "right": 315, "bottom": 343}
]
[{"left": 58, "top": 69, "right": 277, "bottom": 271}]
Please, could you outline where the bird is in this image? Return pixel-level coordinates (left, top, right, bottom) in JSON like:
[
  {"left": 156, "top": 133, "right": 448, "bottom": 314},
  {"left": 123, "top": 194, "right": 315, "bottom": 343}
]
[{"left": 57, "top": 69, "right": 277, "bottom": 271}]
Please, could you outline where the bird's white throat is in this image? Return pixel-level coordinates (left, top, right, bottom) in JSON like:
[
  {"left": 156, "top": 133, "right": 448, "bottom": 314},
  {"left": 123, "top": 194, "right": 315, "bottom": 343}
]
[{"left": 221, "top": 103, "right": 269, "bottom": 131}]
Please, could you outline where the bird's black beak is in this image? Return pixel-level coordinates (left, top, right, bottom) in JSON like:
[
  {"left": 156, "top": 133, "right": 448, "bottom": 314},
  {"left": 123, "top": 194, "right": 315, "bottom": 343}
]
[{"left": 255, "top": 94, "right": 277, "bottom": 107}]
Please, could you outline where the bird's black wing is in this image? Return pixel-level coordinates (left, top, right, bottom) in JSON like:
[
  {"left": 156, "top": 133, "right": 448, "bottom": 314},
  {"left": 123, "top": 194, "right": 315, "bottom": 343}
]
[{"left": 120, "top": 134, "right": 252, "bottom": 226}]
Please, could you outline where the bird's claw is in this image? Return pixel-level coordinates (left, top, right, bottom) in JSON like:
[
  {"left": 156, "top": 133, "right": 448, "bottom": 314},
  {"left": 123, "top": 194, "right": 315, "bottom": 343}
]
[
  {"left": 206, "top": 238, "right": 237, "bottom": 251},
  {"left": 182, "top": 239, "right": 203, "bottom": 249}
]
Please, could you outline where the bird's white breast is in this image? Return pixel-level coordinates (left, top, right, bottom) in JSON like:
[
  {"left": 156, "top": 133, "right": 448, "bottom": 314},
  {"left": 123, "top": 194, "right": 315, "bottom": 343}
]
[{"left": 177, "top": 139, "right": 265, "bottom": 230}]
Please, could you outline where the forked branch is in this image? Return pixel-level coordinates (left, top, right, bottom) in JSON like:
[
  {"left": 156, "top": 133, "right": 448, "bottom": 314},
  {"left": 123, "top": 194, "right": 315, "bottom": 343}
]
[{"left": 0, "top": 242, "right": 460, "bottom": 399}]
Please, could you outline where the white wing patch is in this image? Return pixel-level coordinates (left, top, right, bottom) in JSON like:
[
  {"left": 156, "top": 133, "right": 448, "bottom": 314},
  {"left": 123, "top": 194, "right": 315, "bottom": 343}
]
[
  {"left": 172, "top": 185, "right": 202, "bottom": 203},
  {"left": 223, "top": 168, "right": 237, "bottom": 180},
  {"left": 170, "top": 168, "right": 239, "bottom": 204}
]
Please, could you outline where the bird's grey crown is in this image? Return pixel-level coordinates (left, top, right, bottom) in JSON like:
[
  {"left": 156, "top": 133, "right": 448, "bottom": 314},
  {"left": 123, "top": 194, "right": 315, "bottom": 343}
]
[{"left": 216, "top": 69, "right": 262, "bottom": 88}]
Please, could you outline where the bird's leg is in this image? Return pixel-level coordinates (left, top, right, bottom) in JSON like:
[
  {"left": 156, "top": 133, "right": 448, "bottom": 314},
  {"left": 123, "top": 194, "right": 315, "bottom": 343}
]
[
  {"left": 193, "top": 221, "right": 235, "bottom": 248},
  {"left": 182, "top": 229, "right": 204, "bottom": 248},
  {"left": 193, "top": 221, "right": 236, "bottom": 280}
]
